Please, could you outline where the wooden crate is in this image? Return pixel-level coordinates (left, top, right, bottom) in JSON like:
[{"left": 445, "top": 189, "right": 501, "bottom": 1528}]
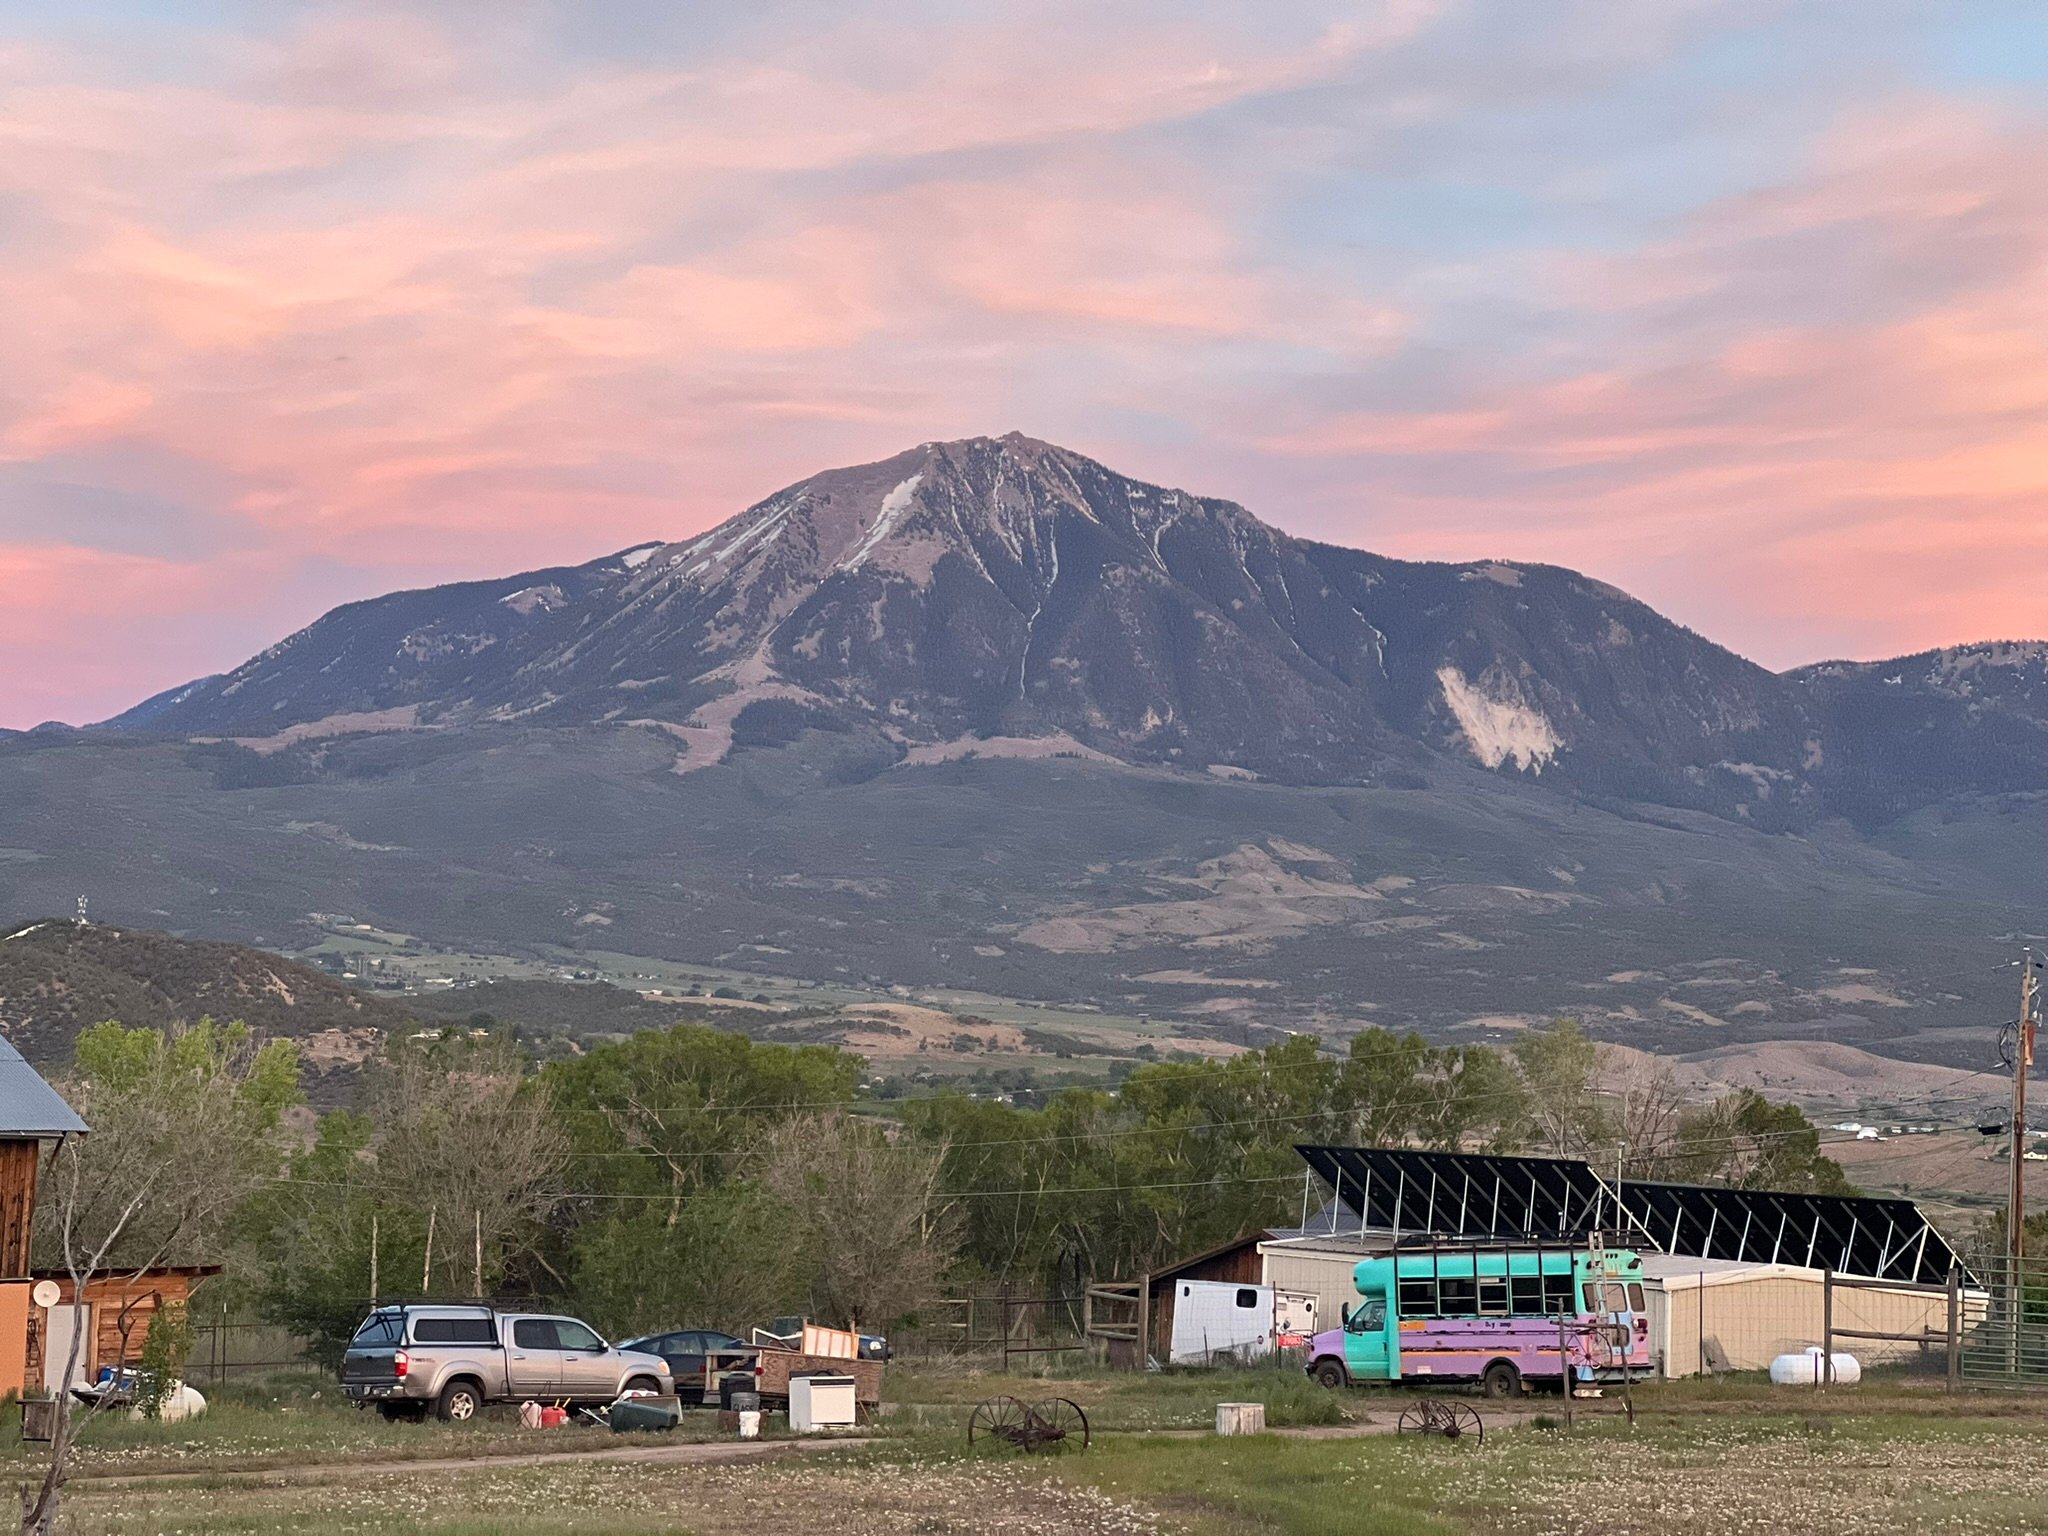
[{"left": 754, "top": 1350, "right": 883, "bottom": 1406}]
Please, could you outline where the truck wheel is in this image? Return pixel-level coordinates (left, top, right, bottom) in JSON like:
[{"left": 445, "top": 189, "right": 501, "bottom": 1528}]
[
  {"left": 436, "top": 1380, "right": 483, "bottom": 1423},
  {"left": 1481, "top": 1362, "right": 1521, "bottom": 1400},
  {"left": 1311, "top": 1358, "right": 1348, "bottom": 1391},
  {"left": 623, "top": 1376, "right": 661, "bottom": 1397}
]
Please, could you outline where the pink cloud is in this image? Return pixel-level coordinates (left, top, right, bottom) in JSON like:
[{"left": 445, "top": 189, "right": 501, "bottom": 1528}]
[{"left": 2, "top": 7, "right": 2046, "bottom": 723}]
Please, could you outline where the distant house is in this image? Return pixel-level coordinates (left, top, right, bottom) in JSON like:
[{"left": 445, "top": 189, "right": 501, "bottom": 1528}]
[
  {"left": 0, "top": 1039, "right": 88, "bottom": 1397},
  {"left": 0, "top": 1040, "right": 220, "bottom": 1396}
]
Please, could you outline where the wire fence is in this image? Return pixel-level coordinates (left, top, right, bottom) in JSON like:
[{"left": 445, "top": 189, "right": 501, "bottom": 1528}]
[
  {"left": 887, "top": 1294, "right": 1088, "bottom": 1366},
  {"left": 189, "top": 1313, "right": 321, "bottom": 1383}
]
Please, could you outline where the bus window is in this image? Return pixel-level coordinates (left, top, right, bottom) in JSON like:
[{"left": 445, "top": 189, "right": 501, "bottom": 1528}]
[
  {"left": 1605, "top": 1283, "right": 1629, "bottom": 1313},
  {"left": 1582, "top": 1283, "right": 1598, "bottom": 1312},
  {"left": 1477, "top": 1276, "right": 1509, "bottom": 1315},
  {"left": 1628, "top": 1283, "right": 1645, "bottom": 1312},
  {"left": 1398, "top": 1278, "right": 1436, "bottom": 1316},
  {"left": 1347, "top": 1300, "right": 1386, "bottom": 1334},
  {"left": 1509, "top": 1276, "right": 1544, "bottom": 1315},
  {"left": 1438, "top": 1277, "right": 1477, "bottom": 1314},
  {"left": 1542, "top": 1274, "right": 1574, "bottom": 1312}
]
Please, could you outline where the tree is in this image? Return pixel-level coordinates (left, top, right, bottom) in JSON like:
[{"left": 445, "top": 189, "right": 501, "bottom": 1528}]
[
  {"left": 1612, "top": 1058, "right": 1688, "bottom": 1178},
  {"left": 245, "top": 1036, "right": 566, "bottom": 1367},
  {"left": 568, "top": 1185, "right": 808, "bottom": 1339},
  {"left": 1670, "top": 1091, "right": 1853, "bottom": 1194},
  {"left": 1510, "top": 1018, "right": 1613, "bottom": 1158},
  {"left": 542, "top": 1028, "right": 861, "bottom": 1331},
  {"left": 24, "top": 1020, "right": 300, "bottom": 1536},
  {"left": 1332, "top": 1028, "right": 1430, "bottom": 1146},
  {"left": 368, "top": 1035, "right": 566, "bottom": 1296},
  {"left": 33, "top": 1019, "right": 299, "bottom": 1272},
  {"left": 760, "top": 1114, "right": 958, "bottom": 1330}
]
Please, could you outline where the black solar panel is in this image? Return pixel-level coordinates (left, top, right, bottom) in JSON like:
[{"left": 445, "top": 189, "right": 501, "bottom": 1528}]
[{"left": 1295, "top": 1144, "right": 1966, "bottom": 1285}]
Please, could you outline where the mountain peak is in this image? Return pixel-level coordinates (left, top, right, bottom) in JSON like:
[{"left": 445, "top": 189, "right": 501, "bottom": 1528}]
[{"left": 102, "top": 437, "right": 2048, "bottom": 826}]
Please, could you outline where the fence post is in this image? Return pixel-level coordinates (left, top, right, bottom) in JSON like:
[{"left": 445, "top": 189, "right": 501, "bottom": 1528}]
[
  {"left": 217, "top": 1301, "right": 227, "bottom": 1385},
  {"left": 1136, "top": 1274, "right": 1151, "bottom": 1370},
  {"left": 1947, "top": 1263, "right": 1962, "bottom": 1392},
  {"left": 1820, "top": 1269, "right": 1833, "bottom": 1390},
  {"left": 1556, "top": 1314, "right": 1573, "bottom": 1432}
]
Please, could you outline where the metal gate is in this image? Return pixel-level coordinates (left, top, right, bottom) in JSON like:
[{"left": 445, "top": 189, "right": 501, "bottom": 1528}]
[{"left": 1954, "top": 1257, "right": 2048, "bottom": 1388}]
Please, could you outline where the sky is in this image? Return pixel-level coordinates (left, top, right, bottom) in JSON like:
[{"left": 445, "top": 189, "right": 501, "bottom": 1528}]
[{"left": 3, "top": 0, "right": 2046, "bottom": 727}]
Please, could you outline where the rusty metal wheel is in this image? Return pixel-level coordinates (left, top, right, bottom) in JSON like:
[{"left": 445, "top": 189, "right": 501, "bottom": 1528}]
[
  {"left": 1397, "top": 1398, "right": 1484, "bottom": 1447},
  {"left": 1029, "top": 1397, "right": 1089, "bottom": 1452},
  {"left": 967, "top": 1395, "right": 1030, "bottom": 1450}
]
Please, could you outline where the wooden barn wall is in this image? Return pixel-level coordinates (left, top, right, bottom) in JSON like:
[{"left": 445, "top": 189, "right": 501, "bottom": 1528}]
[
  {"left": 27, "top": 1272, "right": 203, "bottom": 1384},
  {"left": 0, "top": 1141, "right": 39, "bottom": 1278}
]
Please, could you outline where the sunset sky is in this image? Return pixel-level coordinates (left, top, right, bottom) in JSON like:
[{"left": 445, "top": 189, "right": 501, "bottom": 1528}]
[{"left": 4, "top": 1, "right": 2046, "bottom": 727}]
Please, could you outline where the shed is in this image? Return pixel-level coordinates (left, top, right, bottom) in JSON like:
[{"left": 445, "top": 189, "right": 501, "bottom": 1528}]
[
  {"left": 27, "top": 1265, "right": 223, "bottom": 1393},
  {"left": 1257, "top": 1222, "right": 1385, "bottom": 1338},
  {"left": 1641, "top": 1255, "right": 1953, "bottom": 1377},
  {"left": 1090, "top": 1233, "right": 1268, "bottom": 1368}
]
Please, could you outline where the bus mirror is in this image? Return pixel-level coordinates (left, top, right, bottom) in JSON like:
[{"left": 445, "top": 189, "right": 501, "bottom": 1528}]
[{"left": 1340, "top": 1303, "right": 1351, "bottom": 1325}]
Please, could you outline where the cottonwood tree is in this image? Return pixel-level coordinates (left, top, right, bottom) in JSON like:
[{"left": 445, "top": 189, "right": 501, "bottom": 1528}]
[
  {"left": 369, "top": 1035, "right": 566, "bottom": 1296},
  {"left": 760, "top": 1113, "right": 958, "bottom": 1330},
  {"left": 23, "top": 1020, "right": 300, "bottom": 1536},
  {"left": 1670, "top": 1090, "right": 1852, "bottom": 1194},
  {"left": 1509, "top": 1017, "right": 1614, "bottom": 1158}
]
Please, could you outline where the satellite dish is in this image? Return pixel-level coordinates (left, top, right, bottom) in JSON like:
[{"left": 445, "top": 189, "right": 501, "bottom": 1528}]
[{"left": 31, "top": 1281, "right": 60, "bottom": 1309}]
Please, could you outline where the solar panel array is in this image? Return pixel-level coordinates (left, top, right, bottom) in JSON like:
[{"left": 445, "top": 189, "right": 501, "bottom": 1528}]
[{"left": 1295, "top": 1144, "right": 1965, "bottom": 1285}]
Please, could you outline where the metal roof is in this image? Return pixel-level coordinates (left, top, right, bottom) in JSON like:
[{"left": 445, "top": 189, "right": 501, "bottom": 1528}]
[
  {"left": 1296, "top": 1144, "right": 1965, "bottom": 1286},
  {"left": 0, "top": 1039, "right": 87, "bottom": 1137}
]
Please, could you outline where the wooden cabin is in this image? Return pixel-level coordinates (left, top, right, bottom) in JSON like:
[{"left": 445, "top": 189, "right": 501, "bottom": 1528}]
[
  {"left": 25, "top": 1266, "right": 222, "bottom": 1392},
  {"left": 0, "top": 1038, "right": 88, "bottom": 1398}
]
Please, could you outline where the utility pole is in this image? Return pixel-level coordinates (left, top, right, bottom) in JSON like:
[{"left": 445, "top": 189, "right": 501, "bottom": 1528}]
[{"left": 2010, "top": 951, "right": 2040, "bottom": 1268}]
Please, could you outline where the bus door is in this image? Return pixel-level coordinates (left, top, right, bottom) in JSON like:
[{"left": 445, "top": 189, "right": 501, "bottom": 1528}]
[
  {"left": 1341, "top": 1291, "right": 1393, "bottom": 1381},
  {"left": 1582, "top": 1278, "right": 1649, "bottom": 1367}
]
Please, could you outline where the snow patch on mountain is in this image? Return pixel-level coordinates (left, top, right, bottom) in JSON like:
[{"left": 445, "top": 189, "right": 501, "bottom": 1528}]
[
  {"left": 1437, "top": 666, "right": 1560, "bottom": 773},
  {"left": 841, "top": 473, "right": 923, "bottom": 571},
  {"left": 500, "top": 585, "right": 566, "bottom": 615}
]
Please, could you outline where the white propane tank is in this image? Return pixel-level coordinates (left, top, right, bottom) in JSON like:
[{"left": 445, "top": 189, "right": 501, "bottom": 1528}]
[
  {"left": 128, "top": 1383, "right": 206, "bottom": 1423},
  {"left": 1768, "top": 1348, "right": 1862, "bottom": 1386}
]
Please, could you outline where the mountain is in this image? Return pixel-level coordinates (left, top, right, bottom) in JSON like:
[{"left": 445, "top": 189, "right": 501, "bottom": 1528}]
[
  {"left": 116, "top": 433, "right": 2047, "bottom": 826},
  {"left": 1, "top": 434, "right": 2040, "bottom": 1077}
]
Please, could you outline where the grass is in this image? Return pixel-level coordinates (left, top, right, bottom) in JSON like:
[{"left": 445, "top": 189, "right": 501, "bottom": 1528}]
[
  {"left": 886, "top": 1359, "right": 1354, "bottom": 1433},
  {"left": 19, "top": 1366, "right": 2048, "bottom": 1534},
  {"left": 0, "top": 1372, "right": 726, "bottom": 1480}
]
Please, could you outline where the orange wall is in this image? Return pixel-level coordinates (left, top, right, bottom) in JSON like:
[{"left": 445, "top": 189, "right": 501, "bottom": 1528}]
[{"left": 0, "top": 1284, "right": 30, "bottom": 1398}]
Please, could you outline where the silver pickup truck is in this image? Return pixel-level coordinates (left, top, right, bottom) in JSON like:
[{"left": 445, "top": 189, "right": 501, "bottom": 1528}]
[{"left": 341, "top": 1304, "right": 673, "bottom": 1421}]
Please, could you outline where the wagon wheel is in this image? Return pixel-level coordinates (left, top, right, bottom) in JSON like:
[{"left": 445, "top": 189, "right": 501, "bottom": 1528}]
[
  {"left": 967, "top": 1395, "right": 1031, "bottom": 1450},
  {"left": 1438, "top": 1402, "right": 1483, "bottom": 1447},
  {"left": 1397, "top": 1399, "right": 1483, "bottom": 1447},
  {"left": 1029, "top": 1398, "right": 1089, "bottom": 1453}
]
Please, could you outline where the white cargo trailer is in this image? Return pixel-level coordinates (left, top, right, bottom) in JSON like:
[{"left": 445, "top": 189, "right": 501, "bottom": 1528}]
[{"left": 1168, "top": 1281, "right": 1275, "bottom": 1365}]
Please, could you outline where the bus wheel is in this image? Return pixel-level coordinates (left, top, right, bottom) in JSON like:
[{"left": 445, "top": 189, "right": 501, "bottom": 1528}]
[
  {"left": 1481, "top": 1362, "right": 1520, "bottom": 1400},
  {"left": 1311, "top": 1359, "right": 1347, "bottom": 1391}
]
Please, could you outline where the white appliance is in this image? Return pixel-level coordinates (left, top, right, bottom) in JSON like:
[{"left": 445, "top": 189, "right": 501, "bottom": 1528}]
[
  {"left": 1274, "top": 1289, "right": 1318, "bottom": 1347},
  {"left": 1168, "top": 1281, "right": 1274, "bottom": 1366},
  {"left": 789, "top": 1373, "right": 858, "bottom": 1431}
]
